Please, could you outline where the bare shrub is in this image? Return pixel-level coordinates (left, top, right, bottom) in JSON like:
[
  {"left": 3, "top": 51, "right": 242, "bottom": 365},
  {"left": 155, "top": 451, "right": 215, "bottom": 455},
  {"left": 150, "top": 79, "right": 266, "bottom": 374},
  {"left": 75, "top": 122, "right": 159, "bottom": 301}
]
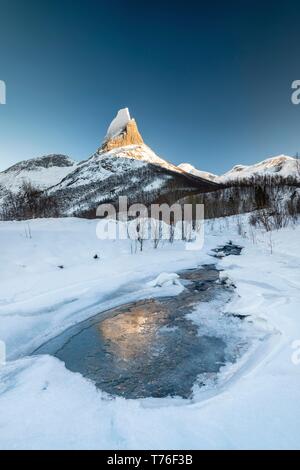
[{"left": 249, "top": 208, "right": 290, "bottom": 232}]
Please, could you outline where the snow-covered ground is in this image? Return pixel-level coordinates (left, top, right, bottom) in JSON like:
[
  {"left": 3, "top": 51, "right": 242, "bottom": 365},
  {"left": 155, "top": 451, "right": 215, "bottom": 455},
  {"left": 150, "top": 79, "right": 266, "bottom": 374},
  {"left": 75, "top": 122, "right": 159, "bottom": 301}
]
[{"left": 0, "top": 216, "right": 299, "bottom": 449}]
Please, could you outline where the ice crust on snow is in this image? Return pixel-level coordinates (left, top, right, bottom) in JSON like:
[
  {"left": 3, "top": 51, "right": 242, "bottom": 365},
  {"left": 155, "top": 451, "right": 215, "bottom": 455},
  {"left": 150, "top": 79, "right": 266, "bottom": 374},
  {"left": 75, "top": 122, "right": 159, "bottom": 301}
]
[
  {"left": 105, "top": 108, "right": 131, "bottom": 141},
  {"left": 147, "top": 272, "right": 182, "bottom": 288}
]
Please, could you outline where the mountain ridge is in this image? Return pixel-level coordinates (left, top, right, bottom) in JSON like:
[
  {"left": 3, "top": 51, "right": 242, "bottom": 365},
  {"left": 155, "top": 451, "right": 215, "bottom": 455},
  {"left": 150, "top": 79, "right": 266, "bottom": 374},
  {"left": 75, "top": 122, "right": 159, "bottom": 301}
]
[
  {"left": 0, "top": 154, "right": 77, "bottom": 203},
  {"left": 1, "top": 108, "right": 299, "bottom": 220},
  {"left": 179, "top": 155, "right": 300, "bottom": 183}
]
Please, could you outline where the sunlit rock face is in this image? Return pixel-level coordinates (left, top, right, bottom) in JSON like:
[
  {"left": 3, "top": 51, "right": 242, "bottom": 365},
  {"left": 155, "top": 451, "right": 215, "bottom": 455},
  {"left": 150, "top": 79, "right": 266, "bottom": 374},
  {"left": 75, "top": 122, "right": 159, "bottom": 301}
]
[
  {"left": 42, "top": 107, "right": 220, "bottom": 218},
  {"left": 100, "top": 118, "right": 144, "bottom": 152}
]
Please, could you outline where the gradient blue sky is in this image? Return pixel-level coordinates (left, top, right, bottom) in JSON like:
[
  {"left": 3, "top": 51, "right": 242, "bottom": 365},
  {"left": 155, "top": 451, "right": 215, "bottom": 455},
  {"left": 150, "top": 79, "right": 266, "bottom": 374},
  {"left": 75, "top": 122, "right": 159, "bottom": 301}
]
[{"left": 1, "top": 0, "right": 300, "bottom": 173}]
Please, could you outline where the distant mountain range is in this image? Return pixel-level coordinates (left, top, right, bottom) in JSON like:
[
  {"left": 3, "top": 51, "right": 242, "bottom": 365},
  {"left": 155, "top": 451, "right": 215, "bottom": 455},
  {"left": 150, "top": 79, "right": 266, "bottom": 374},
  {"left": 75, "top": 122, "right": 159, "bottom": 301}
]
[
  {"left": 179, "top": 155, "right": 299, "bottom": 183},
  {"left": 0, "top": 108, "right": 299, "bottom": 217}
]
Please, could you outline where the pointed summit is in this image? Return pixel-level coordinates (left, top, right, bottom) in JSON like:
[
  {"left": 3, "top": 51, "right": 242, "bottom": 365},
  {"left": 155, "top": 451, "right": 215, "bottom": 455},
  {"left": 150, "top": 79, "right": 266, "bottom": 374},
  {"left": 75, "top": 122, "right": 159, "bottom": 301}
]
[
  {"left": 106, "top": 108, "right": 131, "bottom": 140},
  {"left": 101, "top": 108, "right": 144, "bottom": 152}
]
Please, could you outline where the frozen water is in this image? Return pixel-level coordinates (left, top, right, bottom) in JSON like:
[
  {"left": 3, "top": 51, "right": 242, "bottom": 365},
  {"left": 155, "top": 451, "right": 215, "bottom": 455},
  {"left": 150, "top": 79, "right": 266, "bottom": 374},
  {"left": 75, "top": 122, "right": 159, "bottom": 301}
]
[{"left": 34, "top": 265, "right": 253, "bottom": 399}]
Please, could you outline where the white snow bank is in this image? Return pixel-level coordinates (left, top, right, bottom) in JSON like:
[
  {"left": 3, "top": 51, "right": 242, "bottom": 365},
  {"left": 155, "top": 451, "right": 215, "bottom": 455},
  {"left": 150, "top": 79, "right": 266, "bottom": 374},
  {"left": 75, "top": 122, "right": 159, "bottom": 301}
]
[
  {"left": 0, "top": 215, "right": 300, "bottom": 449},
  {"left": 218, "top": 271, "right": 235, "bottom": 287},
  {"left": 0, "top": 218, "right": 211, "bottom": 359}
]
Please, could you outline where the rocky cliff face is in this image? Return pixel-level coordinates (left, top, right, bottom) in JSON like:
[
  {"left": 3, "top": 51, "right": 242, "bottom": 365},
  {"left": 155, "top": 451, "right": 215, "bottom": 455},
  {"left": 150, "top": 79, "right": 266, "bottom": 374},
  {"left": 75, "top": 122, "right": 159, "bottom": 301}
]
[{"left": 101, "top": 118, "right": 144, "bottom": 152}]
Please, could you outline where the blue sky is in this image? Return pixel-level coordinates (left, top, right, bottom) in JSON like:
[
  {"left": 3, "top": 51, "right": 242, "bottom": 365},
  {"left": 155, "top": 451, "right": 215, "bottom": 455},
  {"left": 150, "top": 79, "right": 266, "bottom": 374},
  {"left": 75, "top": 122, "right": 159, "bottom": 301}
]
[{"left": 1, "top": 0, "right": 300, "bottom": 173}]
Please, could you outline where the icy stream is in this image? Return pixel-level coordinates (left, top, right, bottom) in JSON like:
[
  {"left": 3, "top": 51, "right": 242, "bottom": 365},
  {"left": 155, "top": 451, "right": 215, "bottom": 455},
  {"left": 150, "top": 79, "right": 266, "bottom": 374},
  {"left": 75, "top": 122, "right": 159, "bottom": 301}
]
[{"left": 34, "top": 252, "right": 258, "bottom": 399}]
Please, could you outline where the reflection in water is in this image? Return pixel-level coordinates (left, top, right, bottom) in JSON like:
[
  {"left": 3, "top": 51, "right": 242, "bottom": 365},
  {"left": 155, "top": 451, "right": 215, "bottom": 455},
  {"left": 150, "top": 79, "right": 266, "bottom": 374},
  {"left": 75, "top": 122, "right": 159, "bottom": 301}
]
[
  {"left": 34, "top": 265, "right": 249, "bottom": 399},
  {"left": 98, "top": 303, "right": 164, "bottom": 361}
]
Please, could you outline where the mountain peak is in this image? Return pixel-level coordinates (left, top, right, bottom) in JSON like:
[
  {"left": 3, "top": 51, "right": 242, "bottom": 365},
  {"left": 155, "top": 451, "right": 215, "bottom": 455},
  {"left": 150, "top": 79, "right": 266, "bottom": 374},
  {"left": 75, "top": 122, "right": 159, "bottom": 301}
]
[
  {"left": 106, "top": 108, "right": 131, "bottom": 140},
  {"left": 100, "top": 108, "right": 144, "bottom": 152}
]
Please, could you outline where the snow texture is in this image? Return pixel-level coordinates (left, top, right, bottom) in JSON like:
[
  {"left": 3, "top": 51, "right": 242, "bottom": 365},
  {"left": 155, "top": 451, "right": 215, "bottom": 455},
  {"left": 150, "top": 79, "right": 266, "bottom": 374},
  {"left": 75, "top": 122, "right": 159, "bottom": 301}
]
[
  {"left": 219, "top": 155, "right": 299, "bottom": 182},
  {"left": 0, "top": 210, "right": 300, "bottom": 450},
  {"left": 178, "top": 163, "right": 218, "bottom": 181},
  {"left": 0, "top": 155, "right": 77, "bottom": 199},
  {"left": 105, "top": 108, "right": 131, "bottom": 141}
]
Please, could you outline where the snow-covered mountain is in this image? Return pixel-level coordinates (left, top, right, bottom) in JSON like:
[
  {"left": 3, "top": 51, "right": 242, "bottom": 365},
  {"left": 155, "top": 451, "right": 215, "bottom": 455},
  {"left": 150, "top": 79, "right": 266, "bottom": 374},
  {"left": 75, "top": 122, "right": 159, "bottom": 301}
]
[
  {"left": 179, "top": 155, "right": 300, "bottom": 184},
  {"left": 219, "top": 155, "right": 299, "bottom": 182},
  {"left": 178, "top": 163, "right": 218, "bottom": 182},
  {"left": 48, "top": 108, "right": 218, "bottom": 216},
  {"left": 100, "top": 108, "right": 186, "bottom": 173},
  {"left": 0, "top": 154, "right": 77, "bottom": 201},
  {"left": 3, "top": 107, "right": 298, "bottom": 220}
]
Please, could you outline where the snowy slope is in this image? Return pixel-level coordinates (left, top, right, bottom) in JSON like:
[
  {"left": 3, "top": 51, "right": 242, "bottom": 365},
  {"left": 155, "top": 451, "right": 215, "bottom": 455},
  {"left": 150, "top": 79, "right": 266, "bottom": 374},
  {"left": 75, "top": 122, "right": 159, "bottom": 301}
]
[
  {"left": 0, "top": 155, "right": 77, "bottom": 199},
  {"left": 0, "top": 216, "right": 299, "bottom": 449},
  {"left": 178, "top": 163, "right": 218, "bottom": 181},
  {"left": 47, "top": 146, "right": 218, "bottom": 216},
  {"left": 54, "top": 144, "right": 184, "bottom": 191},
  {"left": 219, "top": 155, "right": 299, "bottom": 182},
  {"left": 48, "top": 152, "right": 217, "bottom": 217},
  {"left": 179, "top": 155, "right": 300, "bottom": 184}
]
